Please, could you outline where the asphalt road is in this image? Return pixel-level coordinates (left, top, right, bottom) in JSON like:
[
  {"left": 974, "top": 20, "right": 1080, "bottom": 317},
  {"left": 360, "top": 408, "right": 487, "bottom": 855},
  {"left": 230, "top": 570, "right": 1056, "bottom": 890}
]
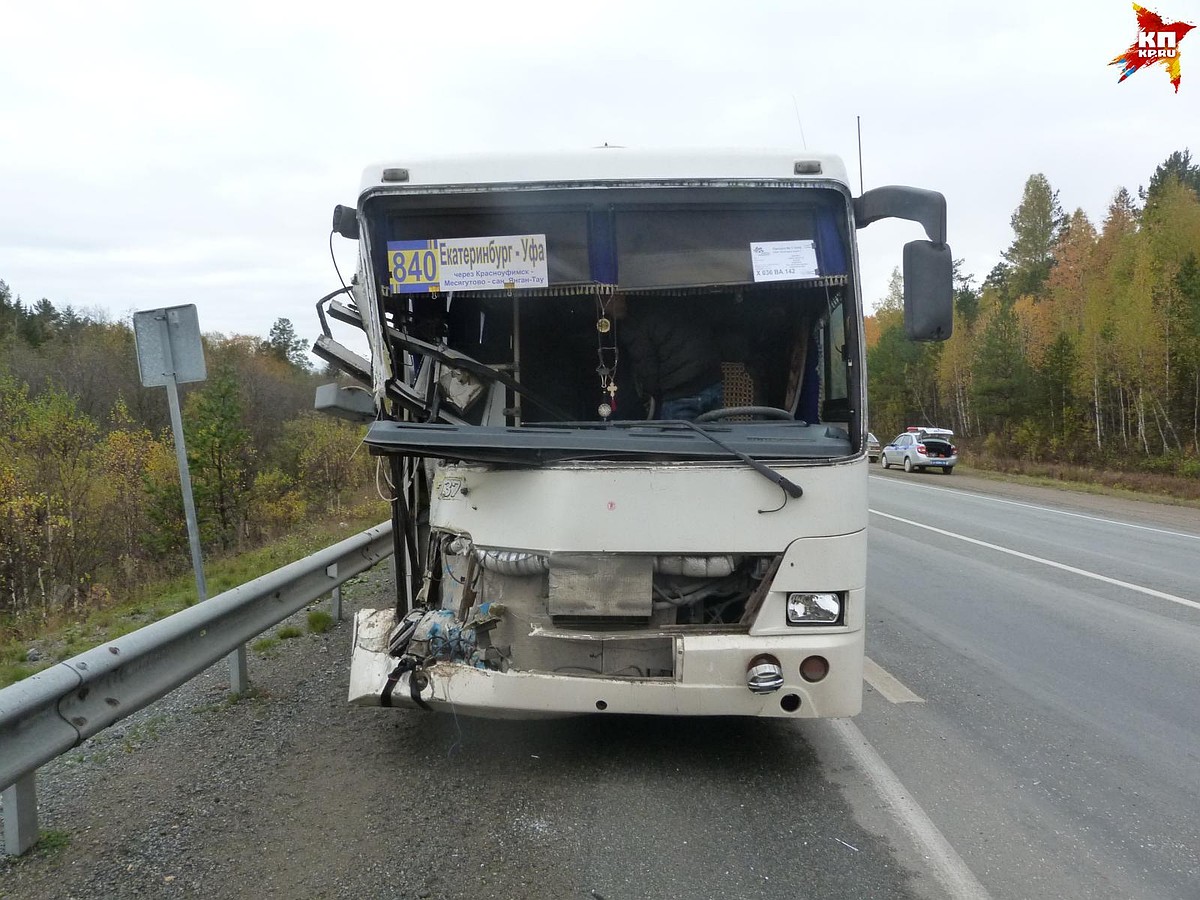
[
  {"left": 3, "top": 471, "right": 1199, "bottom": 899},
  {"left": 863, "top": 468, "right": 1200, "bottom": 900}
]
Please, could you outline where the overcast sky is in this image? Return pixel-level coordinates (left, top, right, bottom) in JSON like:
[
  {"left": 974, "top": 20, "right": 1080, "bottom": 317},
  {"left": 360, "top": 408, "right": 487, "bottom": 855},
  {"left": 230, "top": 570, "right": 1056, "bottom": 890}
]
[{"left": 2, "top": 0, "right": 1197, "bottom": 357}]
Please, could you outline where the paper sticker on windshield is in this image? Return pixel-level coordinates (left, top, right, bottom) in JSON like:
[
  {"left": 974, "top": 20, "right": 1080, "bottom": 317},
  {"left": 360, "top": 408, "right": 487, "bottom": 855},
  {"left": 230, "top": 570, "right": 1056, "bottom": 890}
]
[
  {"left": 750, "top": 240, "right": 819, "bottom": 282},
  {"left": 388, "top": 235, "right": 548, "bottom": 293}
]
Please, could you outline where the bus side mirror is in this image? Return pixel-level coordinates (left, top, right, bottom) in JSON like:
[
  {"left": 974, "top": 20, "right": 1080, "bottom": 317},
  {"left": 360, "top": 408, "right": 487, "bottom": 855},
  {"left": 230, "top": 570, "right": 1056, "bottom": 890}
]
[
  {"left": 902, "top": 240, "right": 953, "bottom": 341},
  {"left": 332, "top": 204, "right": 360, "bottom": 240}
]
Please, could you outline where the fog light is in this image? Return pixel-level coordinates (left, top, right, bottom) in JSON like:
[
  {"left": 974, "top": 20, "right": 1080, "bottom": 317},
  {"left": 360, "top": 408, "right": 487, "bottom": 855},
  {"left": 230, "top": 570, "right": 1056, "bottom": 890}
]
[
  {"left": 746, "top": 654, "right": 785, "bottom": 694},
  {"left": 800, "top": 655, "right": 830, "bottom": 682},
  {"left": 786, "top": 592, "right": 842, "bottom": 625}
]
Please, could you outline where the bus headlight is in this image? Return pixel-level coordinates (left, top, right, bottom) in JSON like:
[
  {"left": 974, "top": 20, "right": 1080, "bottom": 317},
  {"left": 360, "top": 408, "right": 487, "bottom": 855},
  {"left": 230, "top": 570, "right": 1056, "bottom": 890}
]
[{"left": 786, "top": 592, "right": 842, "bottom": 625}]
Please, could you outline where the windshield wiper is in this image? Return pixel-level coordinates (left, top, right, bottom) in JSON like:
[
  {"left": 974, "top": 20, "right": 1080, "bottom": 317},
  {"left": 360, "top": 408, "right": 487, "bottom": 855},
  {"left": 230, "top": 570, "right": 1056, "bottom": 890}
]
[{"left": 664, "top": 419, "right": 803, "bottom": 502}]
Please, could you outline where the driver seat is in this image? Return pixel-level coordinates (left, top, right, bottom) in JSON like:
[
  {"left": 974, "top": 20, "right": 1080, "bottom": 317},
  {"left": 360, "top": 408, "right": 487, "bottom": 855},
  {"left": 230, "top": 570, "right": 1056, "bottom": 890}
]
[{"left": 720, "top": 362, "right": 759, "bottom": 421}]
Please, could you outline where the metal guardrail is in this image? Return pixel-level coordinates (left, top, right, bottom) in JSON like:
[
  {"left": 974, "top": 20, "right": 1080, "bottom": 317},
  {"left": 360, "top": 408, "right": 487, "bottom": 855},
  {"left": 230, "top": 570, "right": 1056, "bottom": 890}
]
[{"left": 0, "top": 520, "right": 394, "bottom": 855}]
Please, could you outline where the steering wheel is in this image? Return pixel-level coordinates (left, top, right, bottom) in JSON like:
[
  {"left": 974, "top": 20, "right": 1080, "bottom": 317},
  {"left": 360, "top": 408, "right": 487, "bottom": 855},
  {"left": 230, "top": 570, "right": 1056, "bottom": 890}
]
[{"left": 694, "top": 406, "right": 796, "bottom": 423}]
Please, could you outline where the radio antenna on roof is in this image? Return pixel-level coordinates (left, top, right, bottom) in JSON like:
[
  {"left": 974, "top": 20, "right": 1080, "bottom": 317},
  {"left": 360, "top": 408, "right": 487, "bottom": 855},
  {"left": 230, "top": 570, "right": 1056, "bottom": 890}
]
[
  {"left": 791, "top": 95, "right": 807, "bottom": 150},
  {"left": 856, "top": 115, "right": 864, "bottom": 194}
]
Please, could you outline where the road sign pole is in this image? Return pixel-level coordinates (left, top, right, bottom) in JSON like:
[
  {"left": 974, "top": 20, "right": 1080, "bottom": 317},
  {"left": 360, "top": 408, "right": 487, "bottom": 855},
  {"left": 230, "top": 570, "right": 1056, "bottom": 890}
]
[
  {"left": 153, "top": 313, "right": 248, "bottom": 694},
  {"left": 163, "top": 372, "right": 208, "bottom": 603}
]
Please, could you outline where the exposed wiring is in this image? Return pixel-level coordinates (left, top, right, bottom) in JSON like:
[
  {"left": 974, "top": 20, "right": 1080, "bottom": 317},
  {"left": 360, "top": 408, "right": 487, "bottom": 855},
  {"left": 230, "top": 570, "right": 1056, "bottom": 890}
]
[
  {"left": 441, "top": 534, "right": 483, "bottom": 590},
  {"left": 704, "top": 597, "right": 745, "bottom": 624},
  {"left": 611, "top": 665, "right": 645, "bottom": 677},
  {"left": 329, "top": 230, "right": 349, "bottom": 294},
  {"left": 375, "top": 458, "right": 397, "bottom": 502},
  {"left": 652, "top": 584, "right": 684, "bottom": 605},
  {"left": 442, "top": 554, "right": 482, "bottom": 591},
  {"left": 314, "top": 284, "right": 352, "bottom": 339},
  {"left": 429, "top": 629, "right": 475, "bottom": 662},
  {"left": 652, "top": 574, "right": 744, "bottom": 606},
  {"left": 446, "top": 694, "right": 463, "bottom": 758},
  {"left": 553, "top": 665, "right": 645, "bottom": 677},
  {"left": 758, "top": 485, "right": 789, "bottom": 515}
]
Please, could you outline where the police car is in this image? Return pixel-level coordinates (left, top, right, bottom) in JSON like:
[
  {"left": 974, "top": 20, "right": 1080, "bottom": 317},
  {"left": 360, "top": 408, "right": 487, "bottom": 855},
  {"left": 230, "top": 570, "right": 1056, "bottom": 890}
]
[{"left": 880, "top": 427, "right": 958, "bottom": 474}]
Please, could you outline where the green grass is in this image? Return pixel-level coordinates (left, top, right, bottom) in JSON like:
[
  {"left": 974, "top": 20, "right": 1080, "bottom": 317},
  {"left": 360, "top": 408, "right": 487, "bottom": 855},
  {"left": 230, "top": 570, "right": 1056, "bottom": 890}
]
[
  {"left": 3, "top": 829, "right": 73, "bottom": 866},
  {"left": 36, "top": 829, "right": 72, "bottom": 853},
  {"left": 120, "top": 714, "right": 169, "bottom": 752},
  {"left": 1, "top": 644, "right": 30, "bottom": 664},
  {"left": 1, "top": 660, "right": 46, "bottom": 685},
  {"left": 957, "top": 460, "right": 1200, "bottom": 507},
  {"left": 4, "top": 827, "right": 75, "bottom": 862},
  {"left": 193, "top": 687, "right": 267, "bottom": 713},
  {"left": 251, "top": 636, "right": 281, "bottom": 657},
  {"left": 276, "top": 625, "right": 303, "bottom": 640},
  {"left": 307, "top": 610, "right": 335, "bottom": 634},
  {"left": 0, "top": 502, "right": 386, "bottom": 689}
]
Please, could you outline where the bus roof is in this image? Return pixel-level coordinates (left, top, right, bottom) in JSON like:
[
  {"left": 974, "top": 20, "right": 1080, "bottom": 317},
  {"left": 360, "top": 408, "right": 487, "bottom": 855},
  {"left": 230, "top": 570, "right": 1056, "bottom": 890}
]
[{"left": 358, "top": 148, "right": 851, "bottom": 196}]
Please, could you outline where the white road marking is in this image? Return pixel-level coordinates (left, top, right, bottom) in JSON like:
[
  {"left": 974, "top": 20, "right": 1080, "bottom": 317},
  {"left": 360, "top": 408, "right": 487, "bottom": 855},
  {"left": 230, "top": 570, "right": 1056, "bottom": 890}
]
[
  {"left": 830, "top": 718, "right": 992, "bottom": 900},
  {"left": 871, "top": 509, "right": 1200, "bottom": 612},
  {"left": 871, "top": 475, "right": 1200, "bottom": 541},
  {"left": 863, "top": 656, "right": 925, "bottom": 704}
]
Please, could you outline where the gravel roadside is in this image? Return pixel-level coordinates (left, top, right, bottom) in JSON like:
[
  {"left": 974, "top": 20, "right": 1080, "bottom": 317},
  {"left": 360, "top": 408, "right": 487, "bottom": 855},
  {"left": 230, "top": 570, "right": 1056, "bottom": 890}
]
[
  {"left": 2, "top": 564, "right": 926, "bottom": 900},
  {"left": 0, "top": 566, "right": 579, "bottom": 900}
]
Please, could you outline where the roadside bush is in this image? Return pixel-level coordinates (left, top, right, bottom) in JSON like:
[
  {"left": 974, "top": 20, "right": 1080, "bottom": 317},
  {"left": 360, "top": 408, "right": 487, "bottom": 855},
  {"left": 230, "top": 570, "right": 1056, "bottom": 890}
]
[
  {"left": 278, "top": 413, "right": 371, "bottom": 512},
  {"left": 307, "top": 609, "right": 334, "bottom": 634},
  {"left": 246, "top": 468, "right": 307, "bottom": 543}
]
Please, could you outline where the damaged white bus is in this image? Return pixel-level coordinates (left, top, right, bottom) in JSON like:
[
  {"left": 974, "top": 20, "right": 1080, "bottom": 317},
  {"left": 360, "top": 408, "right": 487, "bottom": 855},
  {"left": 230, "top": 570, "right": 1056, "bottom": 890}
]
[{"left": 315, "top": 149, "right": 952, "bottom": 718}]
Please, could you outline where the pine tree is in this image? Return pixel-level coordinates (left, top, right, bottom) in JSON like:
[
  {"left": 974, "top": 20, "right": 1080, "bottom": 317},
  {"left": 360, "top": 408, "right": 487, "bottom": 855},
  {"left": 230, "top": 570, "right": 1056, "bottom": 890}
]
[
  {"left": 185, "top": 369, "right": 252, "bottom": 551},
  {"left": 0, "top": 280, "right": 16, "bottom": 342},
  {"left": 18, "top": 298, "right": 60, "bottom": 348},
  {"left": 1003, "top": 174, "right": 1066, "bottom": 299},
  {"left": 1141, "top": 149, "right": 1200, "bottom": 207},
  {"left": 265, "top": 317, "right": 311, "bottom": 370},
  {"left": 972, "top": 303, "right": 1034, "bottom": 437}
]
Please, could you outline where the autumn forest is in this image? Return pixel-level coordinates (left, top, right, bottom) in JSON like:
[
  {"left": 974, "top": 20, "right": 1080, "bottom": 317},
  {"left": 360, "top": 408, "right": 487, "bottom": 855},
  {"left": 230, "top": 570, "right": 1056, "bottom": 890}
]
[
  {"left": 867, "top": 149, "right": 1200, "bottom": 482},
  {"left": 0, "top": 303, "right": 374, "bottom": 623},
  {"left": 3, "top": 148, "right": 1199, "bottom": 627}
]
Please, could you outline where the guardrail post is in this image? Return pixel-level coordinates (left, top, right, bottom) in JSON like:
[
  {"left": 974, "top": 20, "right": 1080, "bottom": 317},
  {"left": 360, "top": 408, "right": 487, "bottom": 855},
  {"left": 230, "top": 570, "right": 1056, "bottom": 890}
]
[
  {"left": 327, "top": 562, "right": 343, "bottom": 622},
  {"left": 227, "top": 647, "right": 249, "bottom": 695},
  {"left": 3, "top": 772, "right": 38, "bottom": 856}
]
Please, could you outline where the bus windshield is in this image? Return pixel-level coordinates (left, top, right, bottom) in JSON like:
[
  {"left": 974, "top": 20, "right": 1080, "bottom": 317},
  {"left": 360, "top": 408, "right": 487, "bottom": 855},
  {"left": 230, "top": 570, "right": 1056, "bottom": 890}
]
[{"left": 359, "top": 185, "right": 861, "bottom": 461}]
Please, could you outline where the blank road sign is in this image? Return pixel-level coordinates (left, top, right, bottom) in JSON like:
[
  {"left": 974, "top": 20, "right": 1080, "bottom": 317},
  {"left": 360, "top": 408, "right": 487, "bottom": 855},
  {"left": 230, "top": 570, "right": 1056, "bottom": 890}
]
[{"left": 133, "top": 305, "right": 207, "bottom": 387}]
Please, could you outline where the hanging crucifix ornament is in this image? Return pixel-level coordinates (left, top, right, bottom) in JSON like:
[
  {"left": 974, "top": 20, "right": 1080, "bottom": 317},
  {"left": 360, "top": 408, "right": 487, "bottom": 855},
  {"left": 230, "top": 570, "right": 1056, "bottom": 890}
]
[
  {"left": 596, "top": 349, "right": 619, "bottom": 418},
  {"left": 595, "top": 291, "right": 618, "bottom": 418}
]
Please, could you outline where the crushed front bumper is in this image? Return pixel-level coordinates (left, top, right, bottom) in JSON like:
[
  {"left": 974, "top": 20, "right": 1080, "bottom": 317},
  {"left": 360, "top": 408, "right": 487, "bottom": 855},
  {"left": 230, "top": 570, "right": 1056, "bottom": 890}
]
[{"left": 349, "top": 608, "right": 863, "bottom": 719}]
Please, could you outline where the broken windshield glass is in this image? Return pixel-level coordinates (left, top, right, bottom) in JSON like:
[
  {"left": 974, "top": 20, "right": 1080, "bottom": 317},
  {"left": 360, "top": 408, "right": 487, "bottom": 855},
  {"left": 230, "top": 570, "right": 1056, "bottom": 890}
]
[{"left": 357, "top": 185, "right": 861, "bottom": 452}]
